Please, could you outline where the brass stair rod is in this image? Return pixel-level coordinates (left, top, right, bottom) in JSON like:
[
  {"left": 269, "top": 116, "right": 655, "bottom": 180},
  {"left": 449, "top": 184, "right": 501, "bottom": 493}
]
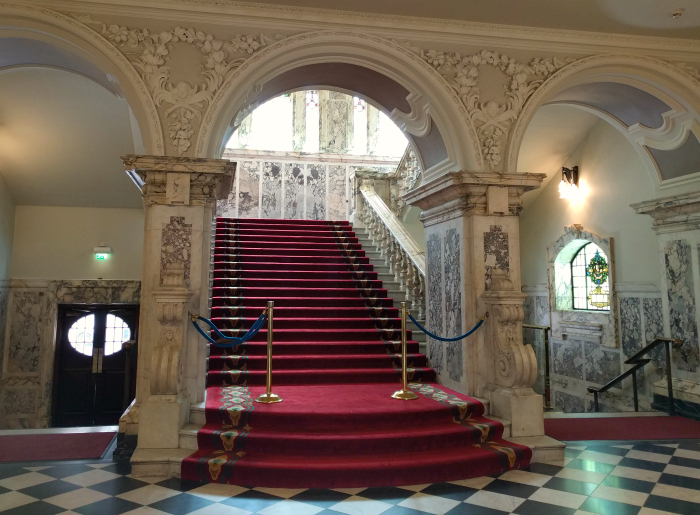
[
  {"left": 255, "top": 301, "right": 283, "bottom": 404},
  {"left": 392, "top": 302, "right": 418, "bottom": 400}
]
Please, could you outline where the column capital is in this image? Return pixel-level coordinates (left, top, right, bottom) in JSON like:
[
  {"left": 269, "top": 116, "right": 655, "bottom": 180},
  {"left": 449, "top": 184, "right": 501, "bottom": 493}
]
[
  {"left": 122, "top": 155, "right": 235, "bottom": 207},
  {"left": 403, "top": 170, "right": 545, "bottom": 225},
  {"left": 631, "top": 190, "right": 700, "bottom": 233}
]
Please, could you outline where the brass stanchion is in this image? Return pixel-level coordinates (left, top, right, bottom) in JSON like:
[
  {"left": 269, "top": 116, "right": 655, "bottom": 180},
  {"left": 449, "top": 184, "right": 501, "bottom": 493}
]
[
  {"left": 392, "top": 302, "right": 419, "bottom": 400},
  {"left": 255, "top": 301, "right": 282, "bottom": 404}
]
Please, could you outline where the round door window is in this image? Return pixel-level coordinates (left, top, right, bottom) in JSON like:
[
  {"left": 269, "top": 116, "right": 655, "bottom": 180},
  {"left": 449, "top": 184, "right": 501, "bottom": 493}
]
[
  {"left": 67, "top": 314, "right": 95, "bottom": 356},
  {"left": 105, "top": 314, "right": 131, "bottom": 356}
]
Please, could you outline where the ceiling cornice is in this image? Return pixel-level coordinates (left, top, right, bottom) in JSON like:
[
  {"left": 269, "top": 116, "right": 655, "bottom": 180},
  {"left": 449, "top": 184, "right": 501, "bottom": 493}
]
[{"left": 26, "top": 0, "right": 700, "bottom": 60}]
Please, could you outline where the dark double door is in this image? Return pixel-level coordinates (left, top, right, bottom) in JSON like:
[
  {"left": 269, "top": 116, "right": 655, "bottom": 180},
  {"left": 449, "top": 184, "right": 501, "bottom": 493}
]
[{"left": 53, "top": 305, "right": 139, "bottom": 427}]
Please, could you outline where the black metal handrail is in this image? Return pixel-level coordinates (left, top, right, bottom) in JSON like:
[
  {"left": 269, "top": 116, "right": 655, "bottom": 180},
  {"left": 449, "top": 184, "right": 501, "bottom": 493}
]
[
  {"left": 522, "top": 324, "right": 551, "bottom": 409},
  {"left": 587, "top": 337, "right": 683, "bottom": 414}
]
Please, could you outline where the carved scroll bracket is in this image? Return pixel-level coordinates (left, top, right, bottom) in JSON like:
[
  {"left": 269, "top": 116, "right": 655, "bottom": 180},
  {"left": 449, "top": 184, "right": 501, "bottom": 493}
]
[{"left": 481, "top": 270, "right": 537, "bottom": 391}]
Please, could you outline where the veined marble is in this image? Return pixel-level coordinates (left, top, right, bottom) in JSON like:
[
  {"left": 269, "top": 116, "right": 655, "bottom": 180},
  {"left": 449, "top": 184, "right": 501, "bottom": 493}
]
[
  {"left": 620, "top": 297, "right": 642, "bottom": 359},
  {"left": 328, "top": 165, "right": 347, "bottom": 221},
  {"left": 444, "top": 228, "right": 462, "bottom": 382},
  {"left": 237, "top": 161, "right": 261, "bottom": 218},
  {"left": 584, "top": 340, "right": 621, "bottom": 386},
  {"left": 483, "top": 225, "right": 509, "bottom": 290},
  {"left": 305, "top": 164, "right": 327, "bottom": 221},
  {"left": 554, "top": 390, "right": 585, "bottom": 413},
  {"left": 7, "top": 291, "right": 46, "bottom": 374},
  {"left": 665, "top": 240, "right": 699, "bottom": 371},
  {"left": 552, "top": 339, "right": 584, "bottom": 380},
  {"left": 284, "top": 163, "right": 305, "bottom": 219},
  {"left": 261, "top": 162, "right": 283, "bottom": 218},
  {"left": 427, "top": 232, "right": 444, "bottom": 375}
]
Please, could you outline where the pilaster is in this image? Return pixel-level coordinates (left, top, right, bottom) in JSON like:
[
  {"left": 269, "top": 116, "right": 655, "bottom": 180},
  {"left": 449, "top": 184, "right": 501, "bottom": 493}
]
[
  {"left": 122, "top": 155, "right": 235, "bottom": 451},
  {"left": 405, "top": 171, "right": 545, "bottom": 434}
]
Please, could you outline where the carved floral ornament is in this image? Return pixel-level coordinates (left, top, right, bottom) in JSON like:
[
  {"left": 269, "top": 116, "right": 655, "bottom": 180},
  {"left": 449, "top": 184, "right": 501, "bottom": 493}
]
[{"left": 75, "top": 15, "right": 284, "bottom": 155}]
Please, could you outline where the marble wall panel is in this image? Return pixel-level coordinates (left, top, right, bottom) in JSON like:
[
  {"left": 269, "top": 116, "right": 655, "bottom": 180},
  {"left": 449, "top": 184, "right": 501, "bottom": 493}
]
[
  {"left": 216, "top": 169, "right": 237, "bottom": 218},
  {"left": 620, "top": 297, "right": 642, "bottom": 358},
  {"left": 584, "top": 340, "right": 621, "bottom": 385},
  {"left": 261, "top": 162, "right": 283, "bottom": 219},
  {"left": 237, "top": 161, "right": 260, "bottom": 218},
  {"left": 328, "top": 165, "right": 347, "bottom": 221},
  {"left": 2, "top": 389, "right": 36, "bottom": 416},
  {"left": 160, "top": 216, "right": 192, "bottom": 286},
  {"left": 665, "top": 241, "right": 699, "bottom": 371},
  {"left": 552, "top": 339, "right": 584, "bottom": 380},
  {"left": 0, "top": 289, "right": 7, "bottom": 378},
  {"left": 484, "top": 225, "right": 509, "bottom": 290},
  {"left": 7, "top": 291, "right": 46, "bottom": 373},
  {"left": 554, "top": 390, "right": 585, "bottom": 413},
  {"left": 644, "top": 298, "right": 666, "bottom": 369},
  {"left": 444, "top": 228, "right": 463, "bottom": 382},
  {"left": 427, "top": 233, "right": 444, "bottom": 375},
  {"left": 306, "top": 164, "right": 327, "bottom": 221},
  {"left": 284, "top": 163, "right": 305, "bottom": 219}
]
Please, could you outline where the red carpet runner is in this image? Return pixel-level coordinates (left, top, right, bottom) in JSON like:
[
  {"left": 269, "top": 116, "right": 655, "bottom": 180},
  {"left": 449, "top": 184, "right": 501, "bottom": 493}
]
[{"left": 181, "top": 218, "right": 531, "bottom": 487}]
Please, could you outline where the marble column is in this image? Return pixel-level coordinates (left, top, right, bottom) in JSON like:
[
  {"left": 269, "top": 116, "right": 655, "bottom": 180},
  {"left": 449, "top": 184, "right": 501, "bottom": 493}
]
[
  {"left": 632, "top": 191, "right": 700, "bottom": 418},
  {"left": 122, "top": 155, "right": 234, "bottom": 450},
  {"left": 404, "top": 171, "right": 545, "bottom": 436}
]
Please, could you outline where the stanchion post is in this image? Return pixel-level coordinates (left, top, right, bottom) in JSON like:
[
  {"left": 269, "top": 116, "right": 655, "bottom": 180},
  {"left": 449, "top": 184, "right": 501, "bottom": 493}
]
[
  {"left": 255, "top": 301, "right": 282, "bottom": 404},
  {"left": 392, "top": 302, "right": 419, "bottom": 400}
]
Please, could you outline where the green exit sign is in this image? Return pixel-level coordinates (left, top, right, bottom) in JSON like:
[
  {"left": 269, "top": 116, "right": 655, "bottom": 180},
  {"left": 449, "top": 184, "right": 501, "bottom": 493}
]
[{"left": 95, "top": 253, "right": 109, "bottom": 260}]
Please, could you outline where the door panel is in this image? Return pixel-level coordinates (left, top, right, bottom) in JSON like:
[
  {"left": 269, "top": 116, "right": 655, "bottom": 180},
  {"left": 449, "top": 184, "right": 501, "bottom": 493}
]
[{"left": 54, "top": 305, "right": 139, "bottom": 427}]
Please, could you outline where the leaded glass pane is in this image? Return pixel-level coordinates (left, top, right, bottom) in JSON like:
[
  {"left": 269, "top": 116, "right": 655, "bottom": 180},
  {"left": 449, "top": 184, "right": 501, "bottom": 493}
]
[{"left": 570, "top": 243, "right": 610, "bottom": 311}]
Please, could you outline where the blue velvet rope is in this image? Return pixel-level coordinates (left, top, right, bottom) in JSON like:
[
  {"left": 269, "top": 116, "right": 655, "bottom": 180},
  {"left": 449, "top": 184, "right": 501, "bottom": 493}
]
[
  {"left": 191, "top": 311, "right": 268, "bottom": 348},
  {"left": 408, "top": 313, "right": 484, "bottom": 342}
]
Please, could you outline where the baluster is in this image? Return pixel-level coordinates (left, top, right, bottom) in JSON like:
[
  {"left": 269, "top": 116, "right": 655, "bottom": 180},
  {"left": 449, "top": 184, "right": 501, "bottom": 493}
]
[{"left": 386, "top": 237, "right": 395, "bottom": 275}]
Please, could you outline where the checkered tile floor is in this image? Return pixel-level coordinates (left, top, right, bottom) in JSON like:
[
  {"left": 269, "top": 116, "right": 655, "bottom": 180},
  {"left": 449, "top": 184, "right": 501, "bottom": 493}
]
[{"left": 1, "top": 440, "right": 700, "bottom": 515}]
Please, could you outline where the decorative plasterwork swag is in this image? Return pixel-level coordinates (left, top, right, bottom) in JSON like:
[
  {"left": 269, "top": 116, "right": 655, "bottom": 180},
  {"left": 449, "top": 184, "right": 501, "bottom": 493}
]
[
  {"left": 396, "top": 43, "right": 572, "bottom": 171},
  {"left": 76, "top": 15, "right": 283, "bottom": 155}
]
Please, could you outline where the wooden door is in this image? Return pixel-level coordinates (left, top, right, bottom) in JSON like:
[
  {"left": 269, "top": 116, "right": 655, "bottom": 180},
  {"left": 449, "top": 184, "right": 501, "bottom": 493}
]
[{"left": 53, "top": 305, "right": 139, "bottom": 427}]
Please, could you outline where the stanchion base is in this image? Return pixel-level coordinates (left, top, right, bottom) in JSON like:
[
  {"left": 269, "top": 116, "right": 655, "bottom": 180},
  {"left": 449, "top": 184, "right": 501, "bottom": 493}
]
[
  {"left": 255, "top": 393, "right": 283, "bottom": 404},
  {"left": 391, "top": 389, "right": 419, "bottom": 400}
]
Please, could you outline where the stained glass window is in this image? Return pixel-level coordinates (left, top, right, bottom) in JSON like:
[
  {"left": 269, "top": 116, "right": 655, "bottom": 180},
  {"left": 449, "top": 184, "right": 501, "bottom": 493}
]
[{"left": 571, "top": 243, "right": 610, "bottom": 311}]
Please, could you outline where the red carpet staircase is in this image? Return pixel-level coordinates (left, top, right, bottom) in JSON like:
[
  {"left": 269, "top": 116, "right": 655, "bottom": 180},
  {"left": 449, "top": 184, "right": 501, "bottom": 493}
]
[{"left": 181, "top": 218, "right": 531, "bottom": 487}]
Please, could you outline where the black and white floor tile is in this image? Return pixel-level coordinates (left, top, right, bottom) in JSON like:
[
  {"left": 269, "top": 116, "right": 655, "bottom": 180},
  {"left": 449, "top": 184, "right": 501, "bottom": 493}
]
[{"left": 1, "top": 440, "right": 700, "bottom": 514}]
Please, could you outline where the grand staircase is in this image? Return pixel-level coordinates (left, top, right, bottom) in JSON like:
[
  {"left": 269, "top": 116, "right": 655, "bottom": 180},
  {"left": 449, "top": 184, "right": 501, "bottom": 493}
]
[{"left": 180, "top": 218, "right": 531, "bottom": 488}]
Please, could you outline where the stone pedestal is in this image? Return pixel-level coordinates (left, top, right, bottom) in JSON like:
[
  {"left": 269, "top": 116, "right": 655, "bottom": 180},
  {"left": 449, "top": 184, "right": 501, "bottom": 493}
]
[
  {"left": 121, "top": 155, "right": 235, "bottom": 453},
  {"left": 405, "top": 171, "right": 545, "bottom": 436}
]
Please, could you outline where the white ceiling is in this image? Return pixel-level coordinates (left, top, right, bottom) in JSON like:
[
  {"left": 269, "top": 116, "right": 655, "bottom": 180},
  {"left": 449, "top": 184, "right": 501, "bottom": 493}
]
[
  {"left": 0, "top": 67, "right": 143, "bottom": 208},
  {"left": 518, "top": 105, "right": 601, "bottom": 208},
  {"left": 243, "top": 0, "right": 700, "bottom": 39}
]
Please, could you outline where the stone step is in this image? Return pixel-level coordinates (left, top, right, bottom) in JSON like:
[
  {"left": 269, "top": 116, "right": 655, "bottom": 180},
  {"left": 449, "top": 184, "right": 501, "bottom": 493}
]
[{"left": 179, "top": 423, "right": 202, "bottom": 450}]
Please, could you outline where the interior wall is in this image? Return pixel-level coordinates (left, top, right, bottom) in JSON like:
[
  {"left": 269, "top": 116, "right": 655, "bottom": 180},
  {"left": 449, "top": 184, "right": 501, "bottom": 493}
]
[
  {"left": 0, "top": 172, "right": 15, "bottom": 282},
  {"left": 11, "top": 206, "right": 144, "bottom": 281},
  {"left": 520, "top": 119, "right": 660, "bottom": 288}
]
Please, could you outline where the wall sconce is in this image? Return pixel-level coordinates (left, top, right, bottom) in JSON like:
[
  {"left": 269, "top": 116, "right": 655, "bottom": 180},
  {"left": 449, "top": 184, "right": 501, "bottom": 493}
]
[
  {"left": 93, "top": 245, "right": 112, "bottom": 260},
  {"left": 558, "top": 166, "right": 579, "bottom": 199}
]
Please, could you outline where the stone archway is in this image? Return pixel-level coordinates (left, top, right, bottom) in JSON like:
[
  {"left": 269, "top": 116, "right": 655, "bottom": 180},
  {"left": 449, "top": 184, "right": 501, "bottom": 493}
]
[
  {"left": 506, "top": 55, "right": 700, "bottom": 186},
  {"left": 196, "top": 31, "right": 484, "bottom": 181},
  {"left": 0, "top": 3, "right": 164, "bottom": 155}
]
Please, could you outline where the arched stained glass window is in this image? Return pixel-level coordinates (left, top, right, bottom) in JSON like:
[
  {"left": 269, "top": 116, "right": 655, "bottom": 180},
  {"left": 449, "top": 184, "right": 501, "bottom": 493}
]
[{"left": 571, "top": 242, "right": 610, "bottom": 311}]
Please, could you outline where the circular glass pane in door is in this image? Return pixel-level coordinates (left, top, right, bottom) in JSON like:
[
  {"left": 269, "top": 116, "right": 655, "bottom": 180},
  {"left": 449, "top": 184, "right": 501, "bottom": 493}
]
[
  {"left": 105, "top": 314, "right": 131, "bottom": 356},
  {"left": 67, "top": 314, "right": 95, "bottom": 356}
]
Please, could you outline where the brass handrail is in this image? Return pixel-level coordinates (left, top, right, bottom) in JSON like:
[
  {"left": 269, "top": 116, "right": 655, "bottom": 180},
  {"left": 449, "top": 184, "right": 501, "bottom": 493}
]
[
  {"left": 587, "top": 337, "right": 683, "bottom": 414},
  {"left": 522, "top": 324, "right": 551, "bottom": 409}
]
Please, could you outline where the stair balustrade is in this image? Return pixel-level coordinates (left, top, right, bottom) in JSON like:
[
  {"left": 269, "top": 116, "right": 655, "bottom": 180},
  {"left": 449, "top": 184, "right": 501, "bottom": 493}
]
[{"left": 355, "top": 180, "right": 426, "bottom": 318}]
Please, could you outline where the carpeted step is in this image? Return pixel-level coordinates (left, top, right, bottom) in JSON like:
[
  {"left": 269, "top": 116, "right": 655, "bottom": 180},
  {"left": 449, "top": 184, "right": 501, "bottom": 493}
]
[
  {"left": 213, "top": 262, "right": 373, "bottom": 273},
  {"left": 209, "top": 340, "right": 421, "bottom": 356},
  {"left": 211, "top": 287, "right": 387, "bottom": 299},
  {"left": 207, "top": 353, "right": 428, "bottom": 371},
  {"left": 210, "top": 317, "right": 401, "bottom": 331},
  {"left": 217, "top": 234, "right": 359, "bottom": 244},
  {"left": 216, "top": 241, "right": 362, "bottom": 251},
  {"left": 213, "top": 328, "right": 411, "bottom": 342},
  {"left": 206, "top": 367, "right": 434, "bottom": 386},
  {"left": 214, "top": 248, "right": 365, "bottom": 258},
  {"left": 210, "top": 306, "right": 398, "bottom": 318},
  {"left": 213, "top": 270, "right": 379, "bottom": 281},
  {"left": 214, "top": 255, "right": 370, "bottom": 265},
  {"left": 211, "top": 297, "right": 394, "bottom": 308}
]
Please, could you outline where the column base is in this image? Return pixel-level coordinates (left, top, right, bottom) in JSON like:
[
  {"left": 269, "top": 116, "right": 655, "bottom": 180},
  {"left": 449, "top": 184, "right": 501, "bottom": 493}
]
[
  {"left": 137, "top": 394, "right": 189, "bottom": 449},
  {"left": 486, "top": 385, "right": 544, "bottom": 437}
]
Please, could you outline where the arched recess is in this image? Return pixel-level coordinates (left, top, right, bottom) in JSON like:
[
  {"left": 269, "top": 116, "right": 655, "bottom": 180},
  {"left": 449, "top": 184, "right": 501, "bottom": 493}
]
[
  {"left": 507, "top": 55, "right": 700, "bottom": 187},
  {"left": 196, "top": 31, "right": 483, "bottom": 179},
  {"left": 0, "top": 4, "right": 164, "bottom": 155}
]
